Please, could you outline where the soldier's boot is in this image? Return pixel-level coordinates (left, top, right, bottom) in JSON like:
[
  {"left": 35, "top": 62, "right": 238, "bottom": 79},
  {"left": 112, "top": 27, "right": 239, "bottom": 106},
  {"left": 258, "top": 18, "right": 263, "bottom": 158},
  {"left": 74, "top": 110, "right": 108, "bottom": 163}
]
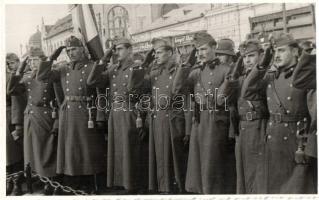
[
  {"left": 11, "top": 174, "right": 23, "bottom": 196},
  {"left": 6, "top": 177, "right": 14, "bottom": 195},
  {"left": 42, "top": 182, "right": 54, "bottom": 195}
]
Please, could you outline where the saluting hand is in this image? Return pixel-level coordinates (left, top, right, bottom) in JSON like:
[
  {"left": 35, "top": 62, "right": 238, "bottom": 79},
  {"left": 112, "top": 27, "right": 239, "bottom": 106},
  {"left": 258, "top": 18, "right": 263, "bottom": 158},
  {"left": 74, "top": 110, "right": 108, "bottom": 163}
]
[
  {"left": 183, "top": 47, "right": 197, "bottom": 67},
  {"left": 258, "top": 46, "right": 273, "bottom": 70},
  {"left": 50, "top": 46, "right": 66, "bottom": 61},
  {"left": 101, "top": 46, "right": 114, "bottom": 64},
  {"left": 231, "top": 56, "right": 244, "bottom": 80},
  {"left": 16, "top": 56, "right": 29, "bottom": 75},
  {"left": 142, "top": 48, "right": 155, "bottom": 68}
]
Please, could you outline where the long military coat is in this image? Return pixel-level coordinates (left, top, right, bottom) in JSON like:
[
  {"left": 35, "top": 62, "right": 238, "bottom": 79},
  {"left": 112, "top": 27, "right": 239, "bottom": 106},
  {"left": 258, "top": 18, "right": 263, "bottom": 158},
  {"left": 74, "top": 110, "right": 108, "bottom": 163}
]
[
  {"left": 37, "top": 60, "right": 107, "bottom": 176},
  {"left": 87, "top": 57, "right": 147, "bottom": 190},
  {"left": 6, "top": 71, "right": 25, "bottom": 167},
  {"left": 243, "top": 61, "right": 315, "bottom": 194},
  {"left": 7, "top": 70, "right": 58, "bottom": 177},
  {"left": 173, "top": 60, "right": 235, "bottom": 194},
  {"left": 219, "top": 69, "right": 269, "bottom": 194},
  {"left": 130, "top": 60, "right": 188, "bottom": 193}
]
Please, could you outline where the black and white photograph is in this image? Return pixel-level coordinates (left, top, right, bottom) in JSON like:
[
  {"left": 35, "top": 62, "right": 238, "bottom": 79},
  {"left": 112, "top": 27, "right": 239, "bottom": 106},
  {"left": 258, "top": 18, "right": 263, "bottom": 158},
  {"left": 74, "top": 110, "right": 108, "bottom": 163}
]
[{"left": 3, "top": 1, "right": 318, "bottom": 198}]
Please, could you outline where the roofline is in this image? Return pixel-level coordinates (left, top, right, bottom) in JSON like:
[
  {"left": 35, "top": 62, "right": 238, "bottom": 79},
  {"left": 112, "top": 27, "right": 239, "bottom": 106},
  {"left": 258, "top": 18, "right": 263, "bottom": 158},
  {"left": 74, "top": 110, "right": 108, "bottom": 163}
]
[
  {"left": 44, "top": 27, "right": 74, "bottom": 40},
  {"left": 132, "top": 14, "right": 204, "bottom": 36}
]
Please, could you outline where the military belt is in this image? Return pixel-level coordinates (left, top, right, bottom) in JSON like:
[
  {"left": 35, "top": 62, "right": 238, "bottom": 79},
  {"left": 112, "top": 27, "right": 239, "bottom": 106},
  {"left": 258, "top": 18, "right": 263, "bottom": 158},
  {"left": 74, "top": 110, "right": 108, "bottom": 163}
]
[
  {"left": 269, "top": 113, "right": 307, "bottom": 123},
  {"left": 239, "top": 111, "right": 268, "bottom": 121},
  {"left": 65, "top": 96, "right": 92, "bottom": 102}
]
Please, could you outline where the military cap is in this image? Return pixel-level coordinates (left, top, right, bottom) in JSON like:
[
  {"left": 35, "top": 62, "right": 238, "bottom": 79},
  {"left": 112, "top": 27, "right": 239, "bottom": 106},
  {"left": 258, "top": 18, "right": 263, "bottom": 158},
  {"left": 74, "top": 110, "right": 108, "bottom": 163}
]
[
  {"left": 151, "top": 37, "right": 172, "bottom": 50},
  {"left": 239, "top": 39, "right": 262, "bottom": 56},
  {"left": 6, "top": 53, "right": 19, "bottom": 62},
  {"left": 193, "top": 32, "right": 216, "bottom": 47},
  {"left": 66, "top": 35, "right": 83, "bottom": 47},
  {"left": 215, "top": 38, "right": 236, "bottom": 56},
  {"left": 114, "top": 38, "right": 132, "bottom": 46},
  {"left": 272, "top": 32, "right": 297, "bottom": 48},
  {"left": 28, "top": 47, "right": 45, "bottom": 57}
]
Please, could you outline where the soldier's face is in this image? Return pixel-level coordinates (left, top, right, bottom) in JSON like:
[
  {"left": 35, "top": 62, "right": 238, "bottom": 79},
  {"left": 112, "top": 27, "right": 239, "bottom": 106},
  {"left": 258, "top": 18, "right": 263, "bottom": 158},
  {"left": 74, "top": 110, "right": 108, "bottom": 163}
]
[
  {"left": 274, "top": 45, "right": 298, "bottom": 68},
  {"left": 197, "top": 44, "right": 215, "bottom": 63},
  {"left": 155, "top": 47, "right": 172, "bottom": 65},
  {"left": 243, "top": 51, "right": 260, "bottom": 69},
  {"left": 116, "top": 44, "right": 132, "bottom": 61},
  {"left": 66, "top": 46, "right": 84, "bottom": 62},
  {"left": 28, "top": 56, "right": 40, "bottom": 71},
  {"left": 7, "top": 60, "right": 19, "bottom": 71},
  {"left": 216, "top": 54, "right": 231, "bottom": 64}
]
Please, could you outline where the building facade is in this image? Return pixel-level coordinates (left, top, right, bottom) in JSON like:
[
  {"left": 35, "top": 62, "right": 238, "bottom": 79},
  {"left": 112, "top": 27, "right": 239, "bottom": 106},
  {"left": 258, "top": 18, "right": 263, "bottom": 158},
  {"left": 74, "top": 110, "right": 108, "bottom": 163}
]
[
  {"left": 41, "top": 14, "right": 74, "bottom": 63},
  {"left": 38, "top": 3, "right": 315, "bottom": 62}
]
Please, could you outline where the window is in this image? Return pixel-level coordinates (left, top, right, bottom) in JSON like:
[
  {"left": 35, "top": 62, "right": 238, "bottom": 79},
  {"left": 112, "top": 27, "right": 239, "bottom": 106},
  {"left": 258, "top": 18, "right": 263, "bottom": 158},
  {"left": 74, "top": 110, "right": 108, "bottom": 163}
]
[
  {"left": 161, "top": 4, "right": 179, "bottom": 17},
  {"left": 107, "top": 6, "right": 129, "bottom": 39}
]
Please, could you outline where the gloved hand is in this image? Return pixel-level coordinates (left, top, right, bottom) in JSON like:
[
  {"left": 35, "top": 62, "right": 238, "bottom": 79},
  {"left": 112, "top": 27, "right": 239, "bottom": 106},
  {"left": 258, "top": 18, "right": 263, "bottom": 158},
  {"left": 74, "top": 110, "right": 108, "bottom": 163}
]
[
  {"left": 101, "top": 46, "right": 114, "bottom": 64},
  {"left": 16, "top": 56, "right": 29, "bottom": 75},
  {"left": 183, "top": 135, "right": 190, "bottom": 146},
  {"left": 231, "top": 56, "right": 244, "bottom": 80},
  {"left": 183, "top": 47, "right": 197, "bottom": 67},
  {"left": 258, "top": 46, "right": 273, "bottom": 70},
  {"left": 96, "top": 121, "right": 106, "bottom": 130},
  {"left": 138, "top": 127, "right": 147, "bottom": 142},
  {"left": 11, "top": 128, "right": 23, "bottom": 141},
  {"left": 50, "top": 128, "right": 58, "bottom": 137},
  {"left": 141, "top": 48, "right": 155, "bottom": 68},
  {"left": 50, "top": 46, "right": 66, "bottom": 61},
  {"left": 295, "top": 147, "right": 311, "bottom": 164}
]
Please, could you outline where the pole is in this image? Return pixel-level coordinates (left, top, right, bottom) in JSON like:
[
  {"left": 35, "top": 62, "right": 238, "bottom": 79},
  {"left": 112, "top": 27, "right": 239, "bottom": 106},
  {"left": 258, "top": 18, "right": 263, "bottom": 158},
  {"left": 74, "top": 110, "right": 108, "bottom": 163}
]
[{"left": 282, "top": 3, "right": 288, "bottom": 33}]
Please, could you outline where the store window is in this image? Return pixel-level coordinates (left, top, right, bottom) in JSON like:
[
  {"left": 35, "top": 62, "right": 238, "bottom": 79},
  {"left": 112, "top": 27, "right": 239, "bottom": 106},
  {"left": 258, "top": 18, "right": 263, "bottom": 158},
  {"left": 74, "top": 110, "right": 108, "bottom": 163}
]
[
  {"left": 161, "top": 4, "right": 179, "bottom": 16},
  {"left": 107, "top": 6, "right": 129, "bottom": 39}
]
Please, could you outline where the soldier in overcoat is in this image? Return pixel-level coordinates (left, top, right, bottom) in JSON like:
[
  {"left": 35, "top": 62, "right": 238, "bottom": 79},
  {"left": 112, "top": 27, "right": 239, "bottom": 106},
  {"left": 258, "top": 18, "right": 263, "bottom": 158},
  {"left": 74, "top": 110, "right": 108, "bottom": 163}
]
[
  {"left": 86, "top": 38, "right": 147, "bottom": 193},
  {"left": 36, "top": 36, "right": 107, "bottom": 193},
  {"left": 242, "top": 33, "right": 316, "bottom": 193},
  {"left": 6, "top": 53, "right": 26, "bottom": 195},
  {"left": 7, "top": 48, "right": 59, "bottom": 194},
  {"left": 218, "top": 39, "right": 270, "bottom": 193},
  {"left": 172, "top": 32, "right": 235, "bottom": 194},
  {"left": 128, "top": 38, "right": 189, "bottom": 193}
]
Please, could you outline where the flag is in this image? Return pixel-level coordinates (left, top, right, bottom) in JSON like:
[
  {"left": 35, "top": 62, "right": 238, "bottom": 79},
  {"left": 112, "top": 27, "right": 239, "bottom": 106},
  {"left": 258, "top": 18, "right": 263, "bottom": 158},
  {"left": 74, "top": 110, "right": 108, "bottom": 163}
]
[{"left": 70, "top": 4, "right": 104, "bottom": 61}]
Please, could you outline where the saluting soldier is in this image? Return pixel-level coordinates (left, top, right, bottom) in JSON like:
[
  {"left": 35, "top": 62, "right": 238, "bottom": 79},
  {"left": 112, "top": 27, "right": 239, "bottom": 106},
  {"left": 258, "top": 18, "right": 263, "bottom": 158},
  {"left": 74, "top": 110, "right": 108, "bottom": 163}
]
[
  {"left": 172, "top": 32, "right": 234, "bottom": 194},
  {"left": 129, "top": 38, "right": 189, "bottom": 193},
  {"left": 36, "top": 36, "right": 107, "bottom": 193},
  {"left": 87, "top": 38, "right": 147, "bottom": 193},
  {"left": 7, "top": 48, "right": 59, "bottom": 195},
  {"left": 218, "top": 39, "right": 269, "bottom": 194},
  {"left": 6, "top": 53, "right": 26, "bottom": 195},
  {"left": 242, "top": 33, "right": 315, "bottom": 193},
  {"left": 280, "top": 48, "right": 317, "bottom": 193}
]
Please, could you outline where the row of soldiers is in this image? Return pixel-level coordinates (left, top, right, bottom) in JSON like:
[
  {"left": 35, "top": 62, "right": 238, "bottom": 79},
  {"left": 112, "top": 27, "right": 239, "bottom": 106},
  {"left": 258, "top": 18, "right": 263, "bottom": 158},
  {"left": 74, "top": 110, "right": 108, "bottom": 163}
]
[{"left": 6, "top": 32, "right": 317, "bottom": 195}]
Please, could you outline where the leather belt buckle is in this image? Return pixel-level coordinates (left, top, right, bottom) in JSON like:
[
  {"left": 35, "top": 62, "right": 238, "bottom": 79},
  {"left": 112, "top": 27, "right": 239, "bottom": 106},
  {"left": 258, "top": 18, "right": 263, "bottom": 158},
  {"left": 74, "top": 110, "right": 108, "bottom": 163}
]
[
  {"left": 246, "top": 112, "right": 253, "bottom": 121},
  {"left": 274, "top": 113, "right": 282, "bottom": 123}
]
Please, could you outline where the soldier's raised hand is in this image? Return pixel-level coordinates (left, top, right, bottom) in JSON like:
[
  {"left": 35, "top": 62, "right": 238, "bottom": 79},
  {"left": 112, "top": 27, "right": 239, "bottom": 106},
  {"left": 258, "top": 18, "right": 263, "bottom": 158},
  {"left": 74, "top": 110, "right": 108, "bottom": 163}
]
[
  {"left": 101, "top": 46, "right": 114, "bottom": 64},
  {"left": 258, "top": 45, "right": 273, "bottom": 70},
  {"left": 184, "top": 47, "right": 197, "bottom": 67},
  {"left": 50, "top": 46, "right": 66, "bottom": 61},
  {"left": 231, "top": 56, "right": 244, "bottom": 80},
  {"left": 142, "top": 48, "right": 155, "bottom": 68},
  {"left": 16, "top": 56, "right": 29, "bottom": 75}
]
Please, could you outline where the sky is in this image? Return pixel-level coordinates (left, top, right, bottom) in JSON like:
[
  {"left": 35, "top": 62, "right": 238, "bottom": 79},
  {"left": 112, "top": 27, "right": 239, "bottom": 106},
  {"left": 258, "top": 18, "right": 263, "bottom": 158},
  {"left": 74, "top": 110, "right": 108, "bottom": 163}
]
[{"left": 5, "top": 4, "right": 69, "bottom": 57}]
